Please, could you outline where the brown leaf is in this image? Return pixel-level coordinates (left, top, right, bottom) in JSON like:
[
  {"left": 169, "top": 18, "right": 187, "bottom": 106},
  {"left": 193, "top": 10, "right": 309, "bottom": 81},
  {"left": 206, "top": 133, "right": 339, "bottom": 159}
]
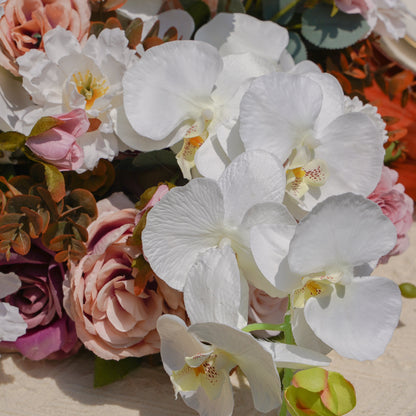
[
  {"left": 126, "top": 18, "right": 144, "bottom": 49},
  {"left": 29, "top": 116, "right": 63, "bottom": 137},
  {"left": 388, "top": 70, "right": 414, "bottom": 99},
  {"left": 11, "top": 230, "right": 31, "bottom": 255}
]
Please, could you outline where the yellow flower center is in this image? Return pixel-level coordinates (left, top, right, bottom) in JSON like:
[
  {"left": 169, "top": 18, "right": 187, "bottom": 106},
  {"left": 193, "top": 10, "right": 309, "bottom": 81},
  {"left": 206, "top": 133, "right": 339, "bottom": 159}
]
[{"left": 72, "top": 70, "right": 109, "bottom": 110}]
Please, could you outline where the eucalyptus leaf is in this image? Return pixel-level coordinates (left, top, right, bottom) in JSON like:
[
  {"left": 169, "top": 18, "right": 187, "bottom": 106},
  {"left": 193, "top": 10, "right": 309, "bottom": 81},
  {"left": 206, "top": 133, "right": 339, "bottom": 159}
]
[
  {"left": 42, "top": 162, "right": 65, "bottom": 203},
  {"left": 301, "top": 3, "right": 370, "bottom": 49},
  {"left": 287, "top": 31, "right": 307, "bottom": 63},
  {"left": 217, "top": 0, "right": 245, "bottom": 13},
  {"left": 94, "top": 356, "right": 143, "bottom": 387},
  {"left": 180, "top": 0, "right": 210, "bottom": 29},
  {"left": 263, "top": 0, "right": 295, "bottom": 25}
]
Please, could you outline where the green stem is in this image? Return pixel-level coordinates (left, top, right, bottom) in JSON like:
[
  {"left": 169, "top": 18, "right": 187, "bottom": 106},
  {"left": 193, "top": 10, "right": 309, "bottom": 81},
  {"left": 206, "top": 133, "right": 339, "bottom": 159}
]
[
  {"left": 242, "top": 323, "right": 286, "bottom": 332},
  {"left": 270, "top": 0, "right": 302, "bottom": 22},
  {"left": 279, "top": 367, "right": 294, "bottom": 416}
]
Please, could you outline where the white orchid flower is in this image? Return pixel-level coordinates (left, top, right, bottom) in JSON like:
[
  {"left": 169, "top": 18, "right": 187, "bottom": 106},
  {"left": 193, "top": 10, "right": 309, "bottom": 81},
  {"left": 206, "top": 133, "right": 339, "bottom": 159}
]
[
  {"left": 0, "top": 272, "right": 27, "bottom": 342},
  {"left": 239, "top": 70, "right": 386, "bottom": 217},
  {"left": 122, "top": 40, "right": 275, "bottom": 179},
  {"left": 157, "top": 314, "right": 282, "bottom": 416},
  {"left": 194, "top": 12, "right": 294, "bottom": 70},
  {"left": 142, "top": 150, "right": 296, "bottom": 298},
  {"left": 271, "top": 193, "right": 402, "bottom": 361},
  {"left": 16, "top": 27, "right": 136, "bottom": 171}
]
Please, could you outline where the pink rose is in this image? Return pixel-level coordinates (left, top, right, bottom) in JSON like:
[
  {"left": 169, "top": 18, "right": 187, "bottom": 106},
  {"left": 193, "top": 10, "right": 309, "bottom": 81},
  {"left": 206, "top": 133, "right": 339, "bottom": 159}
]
[
  {"left": 248, "top": 286, "right": 288, "bottom": 337},
  {"left": 335, "top": 0, "right": 372, "bottom": 14},
  {"left": 64, "top": 191, "right": 187, "bottom": 360},
  {"left": 0, "top": 0, "right": 91, "bottom": 75},
  {"left": 25, "top": 109, "right": 88, "bottom": 171},
  {"left": 0, "top": 240, "right": 79, "bottom": 360},
  {"left": 369, "top": 166, "right": 414, "bottom": 263}
]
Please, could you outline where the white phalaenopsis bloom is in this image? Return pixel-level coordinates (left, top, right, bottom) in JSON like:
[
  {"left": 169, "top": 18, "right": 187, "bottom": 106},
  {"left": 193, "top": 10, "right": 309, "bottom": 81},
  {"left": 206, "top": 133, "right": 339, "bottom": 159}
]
[
  {"left": 157, "top": 314, "right": 282, "bottom": 416},
  {"left": 157, "top": 315, "right": 331, "bottom": 416},
  {"left": 268, "top": 193, "right": 401, "bottom": 361},
  {"left": 122, "top": 40, "right": 275, "bottom": 179},
  {"left": 16, "top": 26, "right": 136, "bottom": 170},
  {"left": 142, "top": 150, "right": 296, "bottom": 299},
  {"left": 0, "top": 272, "right": 27, "bottom": 342},
  {"left": 194, "top": 12, "right": 294, "bottom": 70},
  {"left": 239, "top": 70, "right": 386, "bottom": 217}
]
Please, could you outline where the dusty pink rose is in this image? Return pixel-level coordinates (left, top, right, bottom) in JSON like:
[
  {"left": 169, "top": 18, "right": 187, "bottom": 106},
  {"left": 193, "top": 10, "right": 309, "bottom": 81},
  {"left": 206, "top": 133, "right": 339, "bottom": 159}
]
[
  {"left": 248, "top": 286, "right": 288, "bottom": 337},
  {"left": 369, "top": 166, "right": 414, "bottom": 263},
  {"left": 0, "top": 240, "right": 79, "bottom": 360},
  {"left": 25, "top": 109, "right": 88, "bottom": 171},
  {"left": 64, "top": 191, "right": 187, "bottom": 360},
  {"left": 0, "top": 0, "right": 91, "bottom": 75},
  {"left": 335, "top": 0, "right": 372, "bottom": 14}
]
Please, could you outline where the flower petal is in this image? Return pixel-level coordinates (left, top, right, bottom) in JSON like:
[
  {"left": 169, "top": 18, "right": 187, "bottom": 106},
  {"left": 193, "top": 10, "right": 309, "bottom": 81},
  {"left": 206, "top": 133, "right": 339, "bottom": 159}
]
[
  {"left": 195, "top": 12, "right": 288, "bottom": 62},
  {"left": 288, "top": 194, "right": 397, "bottom": 276},
  {"left": 218, "top": 150, "right": 286, "bottom": 225},
  {"left": 123, "top": 40, "right": 222, "bottom": 140},
  {"left": 304, "top": 276, "right": 402, "bottom": 360},
  {"left": 142, "top": 178, "right": 224, "bottom": 291},
  {"left": 239, "top": 72, "right": 323, "bottom": 162}
]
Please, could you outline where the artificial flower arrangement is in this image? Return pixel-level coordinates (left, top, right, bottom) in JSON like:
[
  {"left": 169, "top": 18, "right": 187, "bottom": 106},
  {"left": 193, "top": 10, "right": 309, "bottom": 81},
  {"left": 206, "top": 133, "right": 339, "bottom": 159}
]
[{"left": 0, "top": 0, "right": 415, "bottom": 415}]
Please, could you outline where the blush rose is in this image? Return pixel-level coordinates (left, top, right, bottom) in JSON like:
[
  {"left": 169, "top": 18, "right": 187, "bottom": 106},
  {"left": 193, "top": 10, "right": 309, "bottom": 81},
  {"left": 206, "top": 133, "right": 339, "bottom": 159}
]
[{"left": 64, "top": 191, "right": 187, "bottom": 361}]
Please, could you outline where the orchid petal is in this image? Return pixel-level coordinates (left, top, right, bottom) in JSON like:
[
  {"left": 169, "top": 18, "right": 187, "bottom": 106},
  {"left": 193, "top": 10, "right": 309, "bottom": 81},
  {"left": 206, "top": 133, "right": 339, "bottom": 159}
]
[
  {"left": 304, "top": 276, "right": 402, "bottom": 360},
  {"left": 0, "top": 302, "right": 27, "bottom": 341},
  {"left": 195, "top": 12, "right": 288, "bottom": 63},
  {"left": 142, "top": 178, "right": 224, "bottom": 291},
  {"left": 259, "top": 340, "right": 331, "bottom": 369},
  {"left": 239, "top": 72, "right": 323, "bottom": 162},
  {"left": 218, "top": 150, "right": 286, "bottom": 225},
  {"left": 184, "top": 246, "right": 243, "bottom": 327},
  {"left": 288, "top": 194, "right": 397, "bottom": 276},
  {"left": 123, "top": 41, "right": 222, "bottom": 140},
  {"left": 118, "top": 0, "right": 163, "bottom": 20},
  {"left": 157, "top": 9, "right": 195, "bottom": 40}
]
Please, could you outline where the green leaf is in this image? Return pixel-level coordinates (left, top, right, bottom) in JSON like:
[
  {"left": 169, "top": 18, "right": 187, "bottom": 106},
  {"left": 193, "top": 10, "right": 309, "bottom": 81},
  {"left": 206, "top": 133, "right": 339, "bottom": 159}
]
[
  {"left": 94, "top": 356, "right": 143, "bottom": 387},
  {"left": 42, "top": 163, "right": 65, "bottom": 202},
  {"left": 217, "top": 0, "right": 245, "bottom": 13},
  {"left": 285, "top": 385, "right": 334, "bottom": 416},
  {"left": 29, "top": 116, "right": 63, "bottom": 137},
  {"left": 322, "top": 372, "right": 356, "bottom": 415},
  {"left": 263, "top": 0, "right": 296, "bottom": 25},
  {"left": 293, "top": 368, "right": 328, "bottom": 393},
  {"left": 132, "top": 149, "right": 178, "bottom": 170},
  {"left": 301, "top": 3, "right": 370, "bottom": 49},
  {"left": 399, "top": 282, "right": 416, "bottom": 298},
  {"left": 0, "top": 131, "right": 27, "bottom": 151},
  {"left": 384, "top": 141, "right": 402, "bottom": 163},
  {"left": 287, "top": 31, "right": 307, "bottom": 63},
  {"left": 180, "top": 0, "right": 210, "bottom": 29}
]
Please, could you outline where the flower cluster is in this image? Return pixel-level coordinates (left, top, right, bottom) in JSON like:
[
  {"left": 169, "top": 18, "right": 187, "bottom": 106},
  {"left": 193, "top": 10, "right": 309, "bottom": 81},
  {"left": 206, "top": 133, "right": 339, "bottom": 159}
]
[{"left": 0, "top": 1, "right": 414, "bottom": 416}]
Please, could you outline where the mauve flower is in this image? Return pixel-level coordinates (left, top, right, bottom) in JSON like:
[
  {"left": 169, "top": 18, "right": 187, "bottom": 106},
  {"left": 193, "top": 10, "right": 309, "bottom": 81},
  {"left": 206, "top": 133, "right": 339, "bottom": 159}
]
[
  {"left": 369, "top": 166, "right": 414, "bottom": 263},
  {"left": 64, "top": 191, "right": 187, "bottom": 360},
  {"left": 0, "top": 0, "right": 91, "bottom": 75},
  {"left": 0, "top": 240, "right": 79, "bottom": 360},
  {"left": 25, "top": 109, "right": 88, "bottom": 171}
]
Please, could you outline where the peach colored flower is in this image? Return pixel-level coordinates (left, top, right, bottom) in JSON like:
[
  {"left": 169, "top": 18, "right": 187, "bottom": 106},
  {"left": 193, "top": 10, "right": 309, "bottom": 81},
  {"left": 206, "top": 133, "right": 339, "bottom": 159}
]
[
  {"left": 0, "top": 0, "right": 91, "bottom": 75},
  {"left": 64, "top": 192, "right": 187, "bottom": 360}
]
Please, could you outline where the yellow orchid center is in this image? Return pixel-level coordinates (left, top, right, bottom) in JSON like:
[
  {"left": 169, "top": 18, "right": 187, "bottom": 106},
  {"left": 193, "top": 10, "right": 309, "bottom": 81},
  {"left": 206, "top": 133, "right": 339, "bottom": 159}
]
[
  {"left": 292, "top": 272, "right": 342, "bottom": 309},
  {"left": 72, "top": 70, "right": 109, "bottom": 110}
]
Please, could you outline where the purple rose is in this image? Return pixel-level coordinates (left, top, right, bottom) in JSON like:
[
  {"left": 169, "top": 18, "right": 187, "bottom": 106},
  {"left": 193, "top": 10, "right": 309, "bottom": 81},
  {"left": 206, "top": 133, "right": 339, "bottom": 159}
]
[{"left": 0, "top": 240, "right": 79, "bottom": 360}]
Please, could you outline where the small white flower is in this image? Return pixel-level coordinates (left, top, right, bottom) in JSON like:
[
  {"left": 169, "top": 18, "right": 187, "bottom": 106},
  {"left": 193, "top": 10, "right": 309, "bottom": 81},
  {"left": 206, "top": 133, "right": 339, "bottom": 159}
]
[{"left": 16, "top": 27, "right": 136, "bottom": 170}]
